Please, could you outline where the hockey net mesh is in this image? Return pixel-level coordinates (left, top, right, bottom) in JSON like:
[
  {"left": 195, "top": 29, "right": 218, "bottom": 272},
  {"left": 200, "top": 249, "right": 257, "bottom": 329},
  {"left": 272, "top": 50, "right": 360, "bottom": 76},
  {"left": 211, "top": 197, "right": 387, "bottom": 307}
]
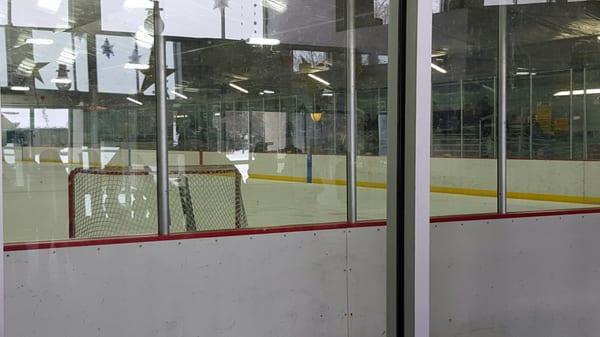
[{"left": 69, "top": 165, "right": 247, "bottom": 238}]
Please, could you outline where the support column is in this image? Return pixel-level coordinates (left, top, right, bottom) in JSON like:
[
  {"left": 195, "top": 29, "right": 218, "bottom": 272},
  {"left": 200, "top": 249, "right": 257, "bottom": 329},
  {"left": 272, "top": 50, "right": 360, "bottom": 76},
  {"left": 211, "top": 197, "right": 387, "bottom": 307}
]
[
  {"left": 497, "top": 5, "right": 508, "bottom": 214},
  {"left": 387, "top": 0, "right": 431, "bottom": 336},
  {"left": 154, "top": 0, "right": 170, "bottom": 235}
]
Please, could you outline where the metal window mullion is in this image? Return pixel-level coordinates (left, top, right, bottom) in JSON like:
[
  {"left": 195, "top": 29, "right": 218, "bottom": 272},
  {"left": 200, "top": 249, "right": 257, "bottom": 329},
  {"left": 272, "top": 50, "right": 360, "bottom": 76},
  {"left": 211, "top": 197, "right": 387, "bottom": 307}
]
[
  {"left": 460, "top": 80, "right": 464, "bottom": 158},
  {"left": 569, "top": 68, "right": 573, "bottom": 160},
  {"left": 529, "top": 73, "right": 533, "bottom": 159},
  {"left": 584, "top": 68, "right": 588, "bottom": 160},
  {"left": 497, "top": 5, "right": 507, "bottom": 214},
  {"left": 346, "top": 0, "right": 357, "bottom": 224},
  {"left": 154, "top": 0, "right": 170, "bottom": 235}
]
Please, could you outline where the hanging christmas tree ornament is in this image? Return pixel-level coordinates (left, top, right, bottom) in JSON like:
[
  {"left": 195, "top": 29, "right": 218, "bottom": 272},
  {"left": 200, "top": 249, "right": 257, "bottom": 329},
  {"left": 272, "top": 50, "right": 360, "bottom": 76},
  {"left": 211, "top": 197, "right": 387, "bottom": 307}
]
[{"left": 101, "top": 38, "right": 115, "bottom": 58}]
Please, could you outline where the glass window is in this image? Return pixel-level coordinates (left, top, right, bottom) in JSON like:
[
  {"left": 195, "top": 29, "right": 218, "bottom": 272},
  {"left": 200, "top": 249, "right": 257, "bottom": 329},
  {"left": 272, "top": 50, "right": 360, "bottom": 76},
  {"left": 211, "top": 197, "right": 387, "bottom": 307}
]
[
  {"left": 506, "top": 3, "right": 596, "bottom": 212},
  {"left": 432, "top": 0, "right": 600, "bottom": 216},
  {"left": 1, "top": 0, "right": 388, "bottom": 243},
  {"left": 1, "top": 1, "right": 158, "bottom": 242},
  {"left": 431, "top": 4, "right": 498, "bottom": 216}
]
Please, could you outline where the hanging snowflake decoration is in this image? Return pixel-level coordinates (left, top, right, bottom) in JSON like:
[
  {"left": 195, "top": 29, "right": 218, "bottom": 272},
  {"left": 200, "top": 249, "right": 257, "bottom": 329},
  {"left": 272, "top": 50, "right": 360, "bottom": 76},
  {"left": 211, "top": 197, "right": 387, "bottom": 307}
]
[{"left": 101, "top": 38, "right": 115, "bottom": 59}]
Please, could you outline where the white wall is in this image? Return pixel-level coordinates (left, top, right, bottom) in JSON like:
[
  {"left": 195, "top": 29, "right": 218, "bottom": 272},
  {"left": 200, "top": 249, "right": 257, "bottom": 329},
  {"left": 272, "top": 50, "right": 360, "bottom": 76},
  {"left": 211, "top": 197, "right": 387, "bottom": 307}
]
[
  {"left": 8, "top": 212, "right": 600, "bottom": 337},
  {"left": 5, "top": 226, "right": 386, "bottom": 337},
  {"left": 431, "top": 213, "right": 600, "bottom": 337},
  {"left": 432, "top": 157, "right": 600, "bottom": 201}
]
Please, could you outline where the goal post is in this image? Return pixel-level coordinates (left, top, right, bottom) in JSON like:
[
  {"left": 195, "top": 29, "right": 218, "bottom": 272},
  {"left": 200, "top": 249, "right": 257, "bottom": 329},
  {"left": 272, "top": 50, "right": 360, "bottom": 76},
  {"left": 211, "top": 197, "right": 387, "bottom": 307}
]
[{"left": 68, "top": 165, "right": 247, "bottom": 239}]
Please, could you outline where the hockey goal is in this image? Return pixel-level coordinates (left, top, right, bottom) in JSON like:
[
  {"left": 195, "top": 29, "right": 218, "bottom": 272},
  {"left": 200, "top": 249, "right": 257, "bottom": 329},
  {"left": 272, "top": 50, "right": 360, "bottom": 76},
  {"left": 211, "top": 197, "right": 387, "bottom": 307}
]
[{"left": 68, "top": 165, "right": 247, "bottom": 239}]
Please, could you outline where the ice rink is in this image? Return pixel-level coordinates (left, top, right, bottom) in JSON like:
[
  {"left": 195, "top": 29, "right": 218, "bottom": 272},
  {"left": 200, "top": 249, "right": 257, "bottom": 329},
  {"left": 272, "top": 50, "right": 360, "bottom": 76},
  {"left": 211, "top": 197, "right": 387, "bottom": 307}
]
[{"left": 2, "top": 158, "right": 591, "bottom": 243}]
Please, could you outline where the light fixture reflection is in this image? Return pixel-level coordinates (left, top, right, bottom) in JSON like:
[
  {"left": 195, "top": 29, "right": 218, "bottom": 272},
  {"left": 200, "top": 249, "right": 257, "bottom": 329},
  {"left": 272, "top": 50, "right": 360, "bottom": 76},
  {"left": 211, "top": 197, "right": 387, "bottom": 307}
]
[
  {"left": 25, "top": 38, "right": 54, "bottom": 45},
  {"left": 229, "top": 83, "right": 249, "bottom": 94},
  {"left": 308, "top": 73, "right": 330, "bottom": 86},
  {"left": 554, "top": 89, "right": 600, "bottom": 97},
  {"left": 124, "top": 63, "right": 150, "bottom": 70},
  {"left": 126, "top": 97, "right": 144, "bottom": 105},
  {"left": 431, "top": 63, "right": 447, "bottom": 74},
  {"left": 51, "top": 78, "right": 72, "bottom": 84},
  {"left": 247, "top": 37, "right": 280, "bottom": 46},
  {"left": 170, "top": 90, "right": 189, "bottom": 100},
  {"left": 262, "top": 0, "right": 287, "bottom": 13},
  {"left": 515, "top": 71, "right": 536, "bottom": 76},
  {"left": 10, "top": 86, "right": 30, "bottom": 92}
]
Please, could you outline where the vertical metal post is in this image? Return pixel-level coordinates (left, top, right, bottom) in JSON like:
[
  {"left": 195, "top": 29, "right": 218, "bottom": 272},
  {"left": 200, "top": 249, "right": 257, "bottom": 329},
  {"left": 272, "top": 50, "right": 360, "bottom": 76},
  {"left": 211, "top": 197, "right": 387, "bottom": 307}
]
[
  {"left": 154, "top": 0, "right": 170, "bottom": 235},
  {"left": 569, "top": 69, "right": 573, "bottom": 160},
  {"left": 220, "top": 8, "right": 226, "bottom": 39},
  {"left": 493, "top": 76, "right": 497, "bottom": 158},
  {"left": 584, "top": 68, "right": 588, "bottom": 160},
  {"left": 333, "top": 93, "right": 337, "bottom": 152},
  {"left": 248, "top": 100, "right": 252, "bottom": 153},
  {"left": 497, "top": 5, "right": 507, "bottom": 214},
  {"left": 346, "top": 0, "right": 357, "bottom": 223},
  {"left": 0, "top": 58, "right": 5, "bottom": 337},
  {"left": 460, "top": 79, "right": 464, "bottom": 158},
  {"left": 529, "top": 73, "right": 533, "bottom": 159}
]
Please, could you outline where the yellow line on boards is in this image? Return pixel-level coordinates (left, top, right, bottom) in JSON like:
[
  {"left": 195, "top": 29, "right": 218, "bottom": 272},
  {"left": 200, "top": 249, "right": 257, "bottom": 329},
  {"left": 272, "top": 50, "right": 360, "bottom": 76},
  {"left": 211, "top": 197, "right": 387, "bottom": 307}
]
[
  {"left": 6, "top": 159, "right": 600, "bottom": 205},
  {"left": 249, "top": 174, "right": 600, "bottom": 205},
  {"left": 431, "top": 186, "right": 600, "bottom": 205}
]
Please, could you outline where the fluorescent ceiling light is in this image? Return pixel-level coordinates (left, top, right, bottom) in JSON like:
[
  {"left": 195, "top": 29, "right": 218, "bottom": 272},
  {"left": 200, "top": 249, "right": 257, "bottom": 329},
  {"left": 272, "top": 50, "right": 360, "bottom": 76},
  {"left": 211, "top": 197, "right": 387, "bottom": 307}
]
[
  {"left": 247, "top": 37, "right": 280, "bottom": 46},
  {"left": 126, "top": 97, "right": 144, "bottom": 105},
  {"left": 124, "top": 63, "right": 150, "bottom": 70},
  {"left": 51, "top": 78, "right": 72, "bottom": 84},
  {"left": 553, "top": 88, "right": 600, "bottom": 97},
  {"left": 308, "top": 73, "right": 330, "bottom": 86},
  {"left": 431, "top": 63, "right": 447, "bottom": 74},
  {"left": 322, "top": 92, "right": 333, "bottom": 97},
  {"left": 263, "top": 90, "right": 275, "bottom": 94},
  {"left": 175, "top": 114, "right": 188, "bottom": 119},
  {"left": 229, "top": 83, "right": 249, "bottom": 94},
  {"left": 214, "top": 113, "right": 221, "bottom": 117},
  {"left": 25, "top": 38, "right": 54, "bottom": 45},
  {"left": 124, "top": 0, "right": 152, "bottom": 8},
  {"left": 170, "top": 90, "right": 188, "bottom": 100},
  {"left": 10, "top": 86, "right": 30, "bottom": 92}
]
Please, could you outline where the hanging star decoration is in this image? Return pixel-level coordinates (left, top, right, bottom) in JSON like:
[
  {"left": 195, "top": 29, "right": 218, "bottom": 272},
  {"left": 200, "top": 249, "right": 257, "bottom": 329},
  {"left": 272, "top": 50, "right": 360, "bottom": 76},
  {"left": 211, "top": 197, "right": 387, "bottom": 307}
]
[
  {"left": 101, "top": 38, "right": 115, "bottom": 59},
  {"left": 214, "top": 0, "right": 229, "bottom": 9},
  {"left": 139, "top": 44, "right": 175, "bottom": 93}
]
